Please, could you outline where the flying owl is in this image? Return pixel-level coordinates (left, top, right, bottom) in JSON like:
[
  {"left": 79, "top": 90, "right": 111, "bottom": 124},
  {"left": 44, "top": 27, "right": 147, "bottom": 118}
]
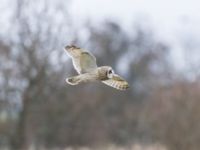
[{"left": 64, "top": 45, "right": 129, "bottom": 90}]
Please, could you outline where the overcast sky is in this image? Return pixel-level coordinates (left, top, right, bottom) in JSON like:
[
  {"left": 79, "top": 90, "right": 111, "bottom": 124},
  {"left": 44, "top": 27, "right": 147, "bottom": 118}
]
[
  {"left": 70, "top": 0, "right": 199, "bottom": 25},
  {"left": 1, "top": 0, "right": 200, "bottom": 73},
  {"left": 69, "top": 0, "right": 200, "bottom": 72}
]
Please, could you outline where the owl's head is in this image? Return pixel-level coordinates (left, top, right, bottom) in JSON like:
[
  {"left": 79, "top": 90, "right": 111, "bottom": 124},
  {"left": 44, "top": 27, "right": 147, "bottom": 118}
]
[{"left": 98, "top": 66, "right": 115, "bottom": 80}]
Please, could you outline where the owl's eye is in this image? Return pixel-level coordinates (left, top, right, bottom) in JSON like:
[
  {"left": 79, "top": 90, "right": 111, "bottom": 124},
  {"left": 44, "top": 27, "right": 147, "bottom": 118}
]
[
  {"left": 108, "top": 70, "right": 113, "bottom": 74},
  {"left": 107, "top": 69, "right": 113, "bottom": 79}
]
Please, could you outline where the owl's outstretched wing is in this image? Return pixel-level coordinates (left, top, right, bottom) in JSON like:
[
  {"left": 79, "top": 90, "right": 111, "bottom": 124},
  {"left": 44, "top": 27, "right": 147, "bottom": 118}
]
[
  {"left": 102, "top": 74, "right": 129, "bottom": 90},
  {"left": 80, "top": 52, "right": 97, "bottom": 73},
  {"left": 65, "top": 45, "right": 97, "bottom": 74}
]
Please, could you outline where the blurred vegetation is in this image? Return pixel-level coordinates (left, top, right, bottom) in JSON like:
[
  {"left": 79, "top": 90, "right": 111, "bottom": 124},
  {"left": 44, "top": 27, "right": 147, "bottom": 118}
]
[{"left": 0, "top": 0, "right": 200, "bottom": 150}]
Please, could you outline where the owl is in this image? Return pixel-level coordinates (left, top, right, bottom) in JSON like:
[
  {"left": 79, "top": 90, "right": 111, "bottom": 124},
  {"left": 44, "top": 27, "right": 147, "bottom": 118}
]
[{"left": 64, "top": 45, "right": 129, "bottom": 90}]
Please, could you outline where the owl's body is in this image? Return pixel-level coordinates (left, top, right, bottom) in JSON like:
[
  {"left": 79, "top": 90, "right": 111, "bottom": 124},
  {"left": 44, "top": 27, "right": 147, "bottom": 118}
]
[{"left": 65, "top": 45, "right": 129, "bottom": 90}]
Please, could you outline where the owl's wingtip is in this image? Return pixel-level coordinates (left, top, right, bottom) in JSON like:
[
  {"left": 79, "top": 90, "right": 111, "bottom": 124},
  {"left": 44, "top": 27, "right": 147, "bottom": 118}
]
[
  {"left": 64, "top": 45, "right": 71, "bottom": 50},
  {"left": 64, "top": 45, "right": 79, "bottom": 50},
  {"left": 119, "top": 82, "right": 129, "bottom": 91},
  {"left": 66, "top": 78, "right": 78, "bottom": 85},
  {"left": 122, "top": 84, "right": 130, "bottom": 90}
]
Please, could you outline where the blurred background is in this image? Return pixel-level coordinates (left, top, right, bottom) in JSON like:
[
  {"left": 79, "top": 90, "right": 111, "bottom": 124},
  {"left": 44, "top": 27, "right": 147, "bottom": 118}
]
[{"left": 0, "top": 0, "right": 200, "bottom": 150}]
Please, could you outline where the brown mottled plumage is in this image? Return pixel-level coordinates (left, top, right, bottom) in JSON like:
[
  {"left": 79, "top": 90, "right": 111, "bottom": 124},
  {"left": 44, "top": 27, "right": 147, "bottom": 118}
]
[{"left": 64, "top": 45, "right": 129, "bottom": 90}]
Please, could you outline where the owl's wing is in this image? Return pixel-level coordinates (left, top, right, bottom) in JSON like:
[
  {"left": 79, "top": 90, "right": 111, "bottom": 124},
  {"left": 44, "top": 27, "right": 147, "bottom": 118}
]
[
  {"left": 65, "top": 45, "right": 97, "bottom": 74},
  {"left": 102, "top": 74, "right": 129, "bottom": 90},
  {"left": 80, "top": 52, "right": 97, "bottom": 73}
]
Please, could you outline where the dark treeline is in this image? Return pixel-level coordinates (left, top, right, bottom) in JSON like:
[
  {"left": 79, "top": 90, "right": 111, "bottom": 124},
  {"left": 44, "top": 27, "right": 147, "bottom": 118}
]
[{"left": 0, "top": 0, "right": 200, "bottom": 150}]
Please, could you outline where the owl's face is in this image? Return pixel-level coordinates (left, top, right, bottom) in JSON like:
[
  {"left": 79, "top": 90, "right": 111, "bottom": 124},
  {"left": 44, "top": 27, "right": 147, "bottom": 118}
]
[
  {"left": 97, "top": 66, "right": 115, "bottom": 80},
  {"left": 106, "top": 67, "right": 115, "bottom": 79}
]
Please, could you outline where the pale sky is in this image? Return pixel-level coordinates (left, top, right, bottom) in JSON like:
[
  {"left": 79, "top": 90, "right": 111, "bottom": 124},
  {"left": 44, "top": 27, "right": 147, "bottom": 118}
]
[
  {"left": 70, "top": 0, "right": 199, "bottom": 23},
  {"left": 1, "top": 0, "right": 200, "bottom": 73},
  {"left": 69, "top": 0, "right": 200, "bottom": 72}
]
